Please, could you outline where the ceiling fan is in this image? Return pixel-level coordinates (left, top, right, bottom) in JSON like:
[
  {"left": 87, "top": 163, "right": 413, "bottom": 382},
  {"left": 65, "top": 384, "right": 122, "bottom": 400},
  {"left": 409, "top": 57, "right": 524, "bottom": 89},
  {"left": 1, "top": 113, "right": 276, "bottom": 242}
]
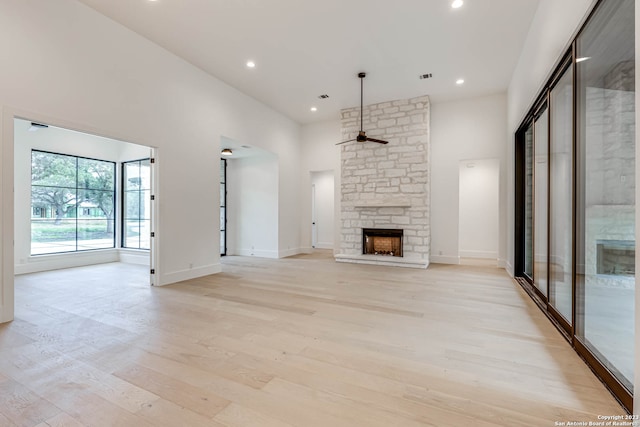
[{"left": 336, "top": 72, "right": 389, "bottom": 145}]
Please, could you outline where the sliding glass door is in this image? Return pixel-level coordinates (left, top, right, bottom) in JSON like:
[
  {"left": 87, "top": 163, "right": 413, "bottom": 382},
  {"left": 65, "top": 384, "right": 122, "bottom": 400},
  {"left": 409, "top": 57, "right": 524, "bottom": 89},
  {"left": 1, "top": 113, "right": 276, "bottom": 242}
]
[
  {"left": 533, "top": 106, "right": 549, "bottom": 297},
  {"left": 523, "top": 124, "right": 534, "bottom": 281},
  {"left": 514, "top": 0, "right": 634, "bottom": 410},
  {"left": 575, "top": 0, "right": 635, "bottom": 393},
  {"left": 548, "top": 63, "right": 573, "bottom": 325}
]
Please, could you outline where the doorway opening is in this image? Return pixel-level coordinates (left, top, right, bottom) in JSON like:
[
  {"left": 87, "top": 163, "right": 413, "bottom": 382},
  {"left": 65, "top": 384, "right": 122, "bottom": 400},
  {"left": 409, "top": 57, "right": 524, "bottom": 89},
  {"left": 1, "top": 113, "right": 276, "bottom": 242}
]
[
  {"left": 310, "top": 170, "right": 335, "bottom": 250},
  {"left": 13, "top": 117, "right": 156, "bottom": 283},
  {"left": 458, "top": 158, "right": 499, "bottom": 264}
]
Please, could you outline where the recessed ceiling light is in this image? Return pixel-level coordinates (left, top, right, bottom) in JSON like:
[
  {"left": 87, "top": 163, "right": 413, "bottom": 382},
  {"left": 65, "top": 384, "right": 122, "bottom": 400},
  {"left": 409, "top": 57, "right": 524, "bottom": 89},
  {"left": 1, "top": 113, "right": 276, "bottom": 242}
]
[
  {"left": 452, "top": 0, "right": 463, "bottom": 9},
  {"left": 310, "top": 107, "right": 318, "bottom": 112},
  {"left": 456, "top": 78, "right": 465, "bottom": 85},
  {"left": 246, "top": 61, "right": 256, "bottom": 68},
  {"left": 576, "top": 57, "right": 591, "bottom": 63}
]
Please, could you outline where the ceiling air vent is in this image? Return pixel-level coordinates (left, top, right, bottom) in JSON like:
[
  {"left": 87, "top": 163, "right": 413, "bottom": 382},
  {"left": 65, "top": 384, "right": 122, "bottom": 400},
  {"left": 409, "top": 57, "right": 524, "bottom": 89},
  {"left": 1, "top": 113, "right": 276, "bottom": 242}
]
[{"left": 419, "top": 73, "right": 433, "bottom": 80}]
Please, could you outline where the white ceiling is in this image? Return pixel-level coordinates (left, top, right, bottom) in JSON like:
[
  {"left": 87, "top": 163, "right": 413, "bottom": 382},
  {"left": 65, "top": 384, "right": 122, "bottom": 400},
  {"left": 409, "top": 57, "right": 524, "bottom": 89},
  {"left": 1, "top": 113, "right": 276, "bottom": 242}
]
[{"left": 76, "top": 0, "right": 540, "bottom": 124}]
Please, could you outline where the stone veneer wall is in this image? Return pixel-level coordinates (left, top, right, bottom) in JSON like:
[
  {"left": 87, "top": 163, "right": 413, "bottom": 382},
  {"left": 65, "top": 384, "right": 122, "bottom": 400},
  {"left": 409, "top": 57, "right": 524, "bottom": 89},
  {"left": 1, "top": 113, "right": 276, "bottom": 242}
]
[{"left": 338, "top": 95, "right": 430, "bottom": 265}]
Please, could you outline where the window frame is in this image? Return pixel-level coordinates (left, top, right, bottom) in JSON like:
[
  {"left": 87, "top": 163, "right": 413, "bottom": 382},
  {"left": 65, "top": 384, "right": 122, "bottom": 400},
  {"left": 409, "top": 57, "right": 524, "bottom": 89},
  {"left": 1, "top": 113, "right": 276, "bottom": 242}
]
[
  {"left": 30, "top": 149, "right": 116, "bottom": 255},
  {"left": 121, "top": 158, "right": 151, "bottom": 250}
]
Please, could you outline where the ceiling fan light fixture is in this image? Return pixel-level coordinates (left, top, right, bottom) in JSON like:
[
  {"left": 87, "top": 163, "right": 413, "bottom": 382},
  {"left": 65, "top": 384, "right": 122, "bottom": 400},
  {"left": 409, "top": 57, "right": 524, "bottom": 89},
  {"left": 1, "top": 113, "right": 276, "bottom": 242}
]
[
  {"left": 336, "top": 72, "right": 389, "bottom": 146},
  {"left": 221, "top": 148, "right": 233, "bottom": 156}
]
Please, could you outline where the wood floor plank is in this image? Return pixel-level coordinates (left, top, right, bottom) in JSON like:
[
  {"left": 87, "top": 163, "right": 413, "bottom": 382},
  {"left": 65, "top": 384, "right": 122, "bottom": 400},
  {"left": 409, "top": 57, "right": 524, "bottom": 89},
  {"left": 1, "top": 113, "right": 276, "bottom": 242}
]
[
  {"left": 0, "top": 378, "right": 60, "bottom": 427},
  {"left": 204, "top": 292, "right": 316, "bottom": 316},
  {"left": 1, "top": 254, "right": 624, "bottom": 426},
  {"left": 33, "top": 412, "right": 85, "bottom": 427},
  {"left": 113, "top": 363, "right": 231, "bottom": 417},
  {"left": 214, "top": 403, "right": 296, "bottom": 427}
]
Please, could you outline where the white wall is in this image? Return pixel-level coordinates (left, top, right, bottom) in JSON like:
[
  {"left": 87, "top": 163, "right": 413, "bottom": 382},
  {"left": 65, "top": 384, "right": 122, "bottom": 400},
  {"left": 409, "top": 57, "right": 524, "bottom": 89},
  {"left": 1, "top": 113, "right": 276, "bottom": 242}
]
[
  {"left": 430, "top": 93, "right": 508, "bottom": 265},
  {"left": 226, "top": 155, "right": 279, "bottom": 258},
  {"left": 311, "top": 170, "right": 335, "bottom": 249},
  {"left": 299, "top": 120, "right": 342, "bottom": 253},
  {"left": 507, "top": 0, "right": 596, "bottom": 275},
  {"left": 0, "top": 0, "right": 301, "bottom": 322},
  {"left": 13, "top": 119, "right": 149, "bottom": 274},
  {"left": 458, "top": 158, "right": 500, "bottom": 259}
]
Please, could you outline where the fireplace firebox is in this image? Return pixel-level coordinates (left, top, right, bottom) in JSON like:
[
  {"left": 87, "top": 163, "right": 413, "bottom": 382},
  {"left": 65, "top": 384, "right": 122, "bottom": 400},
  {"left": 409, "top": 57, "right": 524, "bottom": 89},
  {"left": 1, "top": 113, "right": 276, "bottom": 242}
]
[
  {"left": 596, "top": 239, "right": 635, "bottom": 276},
  {"left": 363, "top": 228, "right": 403, "bottom": 257}
]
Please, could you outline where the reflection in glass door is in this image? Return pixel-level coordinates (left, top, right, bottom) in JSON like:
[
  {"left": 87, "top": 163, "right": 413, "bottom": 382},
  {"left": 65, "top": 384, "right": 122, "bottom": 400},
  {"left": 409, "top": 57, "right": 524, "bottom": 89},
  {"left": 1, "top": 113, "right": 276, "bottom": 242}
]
[
  {"left": 575, "top": 0, "right": 635, "bottom": 392},
  {"left": 533, "top": 107, "right": 549, "bottom": 297},
  {"left": 523, "top": 124, "right": 534, "bottom": 281},
  {"left": 549, "top": 64, "right": 573, "bottom": 324}
]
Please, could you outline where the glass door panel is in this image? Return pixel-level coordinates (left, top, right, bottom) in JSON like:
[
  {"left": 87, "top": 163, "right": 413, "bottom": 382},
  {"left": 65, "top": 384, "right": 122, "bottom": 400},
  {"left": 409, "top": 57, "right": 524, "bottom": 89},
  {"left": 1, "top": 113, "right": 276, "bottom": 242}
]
[
  {"left": 524, "top": 124, "right": 534, "bottom": 280},
  {"left": 576, "top": 0, "right": 635, "bottom": 391},
  {"left": 534, "top": 108, "right": 549, "bottom": 297},
  {"left": 549, "top": 65, "right": 573, "bottom": 323}
]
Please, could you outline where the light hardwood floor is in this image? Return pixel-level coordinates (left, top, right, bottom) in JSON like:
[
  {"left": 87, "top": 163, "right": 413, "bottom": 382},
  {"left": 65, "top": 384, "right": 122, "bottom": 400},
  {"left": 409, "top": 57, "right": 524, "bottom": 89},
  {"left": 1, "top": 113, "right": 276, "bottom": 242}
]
[{"left": 0, "top": 251, "right": 625, "bottom": 426}]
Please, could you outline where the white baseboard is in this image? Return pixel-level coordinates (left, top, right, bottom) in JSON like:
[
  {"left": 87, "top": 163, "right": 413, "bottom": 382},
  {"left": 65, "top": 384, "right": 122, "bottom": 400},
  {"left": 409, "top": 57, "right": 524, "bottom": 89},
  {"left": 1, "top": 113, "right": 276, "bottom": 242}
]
[
  {"left": 505, "top": 260, "right": 514, "bottom": 277},
  {"left": 15, "top": 250, "right": 119, "bottom": 275},
  {"left": 498, "top": 258, "right": 507, "bottom": 269},
  {"left": 119, "top": 249, "right": 150, "bottom": 265},
  {"left": 278, "top": 247, "right": 305, "bottom": 258},
  {"left": 157, "top": 263, "right": 222, "bottom": 286},
  {"left": 430, "top": 255, "right": 460, "bottom": 264},
  {"left": 234, "top": 248, "right": 279, "bottom": 258},
  {"left": 0, "top": 304, "right": 14, "bottom": 323},
  {"left": 459, "top": 250, "right": 498, "bottom": 259},
  {"left": 313, "top": 242, "right": 334, "bottom": 250}
]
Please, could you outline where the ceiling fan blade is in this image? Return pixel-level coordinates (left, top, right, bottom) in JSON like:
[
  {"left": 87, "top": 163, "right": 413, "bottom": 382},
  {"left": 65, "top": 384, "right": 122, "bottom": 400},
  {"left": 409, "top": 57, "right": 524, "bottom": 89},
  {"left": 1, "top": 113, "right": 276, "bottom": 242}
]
[
  {"left": 336, "top": 139, "right": 356, "bottom": 145},
  {"left": 366, "top": 137, "right": 389, "bottom": 144}
]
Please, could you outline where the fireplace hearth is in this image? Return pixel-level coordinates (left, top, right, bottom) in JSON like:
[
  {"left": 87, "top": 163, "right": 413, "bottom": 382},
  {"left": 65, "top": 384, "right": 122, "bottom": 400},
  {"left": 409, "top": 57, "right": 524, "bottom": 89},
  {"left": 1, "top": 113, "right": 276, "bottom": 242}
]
[{"left": 363, "top": 228, "right": 403, "bottom": 257}]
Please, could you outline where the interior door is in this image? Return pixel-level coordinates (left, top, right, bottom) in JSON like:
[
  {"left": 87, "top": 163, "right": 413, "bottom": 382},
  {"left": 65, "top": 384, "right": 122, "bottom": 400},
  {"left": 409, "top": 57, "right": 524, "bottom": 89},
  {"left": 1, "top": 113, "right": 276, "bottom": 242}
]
[{"left": 311, "top": 184, "right": 317, "bottom": 248}]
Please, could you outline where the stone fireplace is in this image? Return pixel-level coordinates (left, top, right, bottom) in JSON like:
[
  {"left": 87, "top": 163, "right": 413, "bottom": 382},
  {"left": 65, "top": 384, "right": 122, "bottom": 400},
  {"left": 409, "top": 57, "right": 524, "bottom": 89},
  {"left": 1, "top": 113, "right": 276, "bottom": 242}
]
[{"left": 335, "top": 95, "right": 430, "bottom": 268}]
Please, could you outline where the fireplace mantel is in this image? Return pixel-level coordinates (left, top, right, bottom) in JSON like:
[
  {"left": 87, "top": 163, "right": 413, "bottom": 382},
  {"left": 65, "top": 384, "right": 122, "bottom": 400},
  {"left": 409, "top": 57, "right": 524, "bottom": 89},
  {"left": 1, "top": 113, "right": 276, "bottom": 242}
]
[{"left": 352, "top": 197, "right": 411, "bottom": 208}]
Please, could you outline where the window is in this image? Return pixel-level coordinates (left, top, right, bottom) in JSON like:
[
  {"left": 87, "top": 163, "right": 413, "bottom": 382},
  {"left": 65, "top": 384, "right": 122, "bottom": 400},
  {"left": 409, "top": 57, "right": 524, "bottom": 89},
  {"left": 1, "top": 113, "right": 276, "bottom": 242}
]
[
  {"left": 122, "top": 159, "right": 151, "bottom": 249},
  {"left": 31, "top": 150, "right": 115, "bottom": 255}
]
